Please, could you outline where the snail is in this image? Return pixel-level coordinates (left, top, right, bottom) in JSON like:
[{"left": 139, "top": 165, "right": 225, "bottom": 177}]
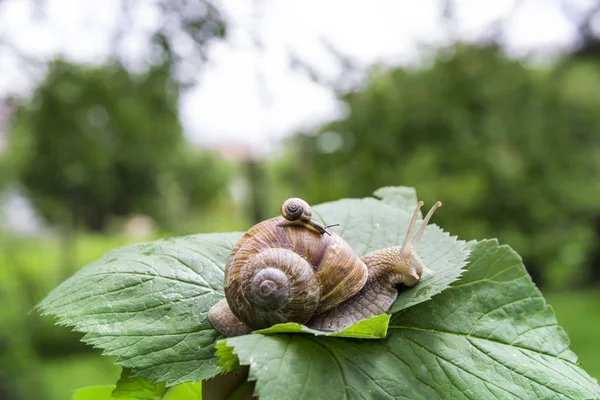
[
  {"left": 279, "top": 197, "right": 337, "bottom": 235},
  {"left": 208, "top": 197, "right": 441, "bottom": 337}
]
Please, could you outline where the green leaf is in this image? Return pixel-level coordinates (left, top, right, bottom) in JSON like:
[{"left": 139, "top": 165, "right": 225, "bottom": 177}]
[
  {"left": 373, "top": 186, "right": 420, "bottom": 214},
  {"left": 38, "top": 232, "right": 243, "bottom": 385},
  {"left": 313, "top": 196, "right": 469, "bottom": 313},
  {"left": 387, "top": 239, "right": 600, "bottom": 398},
  {"left": 217, "top": 240, "right": 600, "bottom": 399},
  {"left": 327, "top": 313, "right": 390, "bottom": 338},
  {"left": 215, "top": 315, "right": 390, "bottom": 374},
  {"left": 219, "top": 334, "right": 346, "bottom": 400},
  {"left": 254, "top": 314, "right": 389, "bottom": 339},
  {"left": 113, "top": 368, "right": 167, "bottom": 399},
  {"left": 214, "top": 340, "right": 240, "bottom": 373},
  {"left": 38, "top": 187, "right": 468, "bottom": 386},
  {"left": 72, "top": 386, "right": 116, "bottom": 400},
  {"left": 71, "top": 381, "right": 202, "bottom": 400},
  {"left": 164, "top": 382, "right": 202, "bottom": 400}
]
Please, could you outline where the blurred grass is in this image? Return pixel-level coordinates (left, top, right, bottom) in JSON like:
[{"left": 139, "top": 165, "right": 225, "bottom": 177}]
[
  {"left": 40, "top": 355, "right": 120, "bottom": 400},
  {"left": 545, "top": 288, "right": 600, "bottom": 380},
  {"left": 0, "top": 233, "right": 141, "bottom": 399}
]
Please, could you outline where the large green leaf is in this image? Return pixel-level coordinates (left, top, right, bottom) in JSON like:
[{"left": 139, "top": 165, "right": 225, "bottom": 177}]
[
  {"left": 37, "top": 188, "right": 468, "bottom": 385},
  {"left": 215, "top": 314, "right": 391, "bottom": 374},
  {"left": 39, "top": 232, "right": 243, "bottom": 385},
  {"left": 217, "top": 240, "right": 600, "bottom": 399}
]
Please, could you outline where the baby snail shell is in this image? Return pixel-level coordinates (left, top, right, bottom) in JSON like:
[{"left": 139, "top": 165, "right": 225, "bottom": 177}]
[
  {"left": 280, "top": 197, "right": 336, "bottom": 235},
  {"left": 208, "top": 198, "right": 442, "bottom": 337}
]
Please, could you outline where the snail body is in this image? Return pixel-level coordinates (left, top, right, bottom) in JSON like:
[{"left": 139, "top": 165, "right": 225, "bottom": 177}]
[{"left": 208, "top": 198, "right": 441, "bottom": 337}]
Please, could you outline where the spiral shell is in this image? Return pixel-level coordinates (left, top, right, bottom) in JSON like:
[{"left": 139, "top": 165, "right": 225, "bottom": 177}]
[
  {"left": 224, "top": 216, "right": 368, "bottom": 330},
  {"left": 281, "top": 198, "right": 311, "bottom": 222}
]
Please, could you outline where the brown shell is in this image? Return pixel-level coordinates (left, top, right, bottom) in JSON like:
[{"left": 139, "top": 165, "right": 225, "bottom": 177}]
[{"left": 224, "top": 216, "right": 368, "bottom": 329}]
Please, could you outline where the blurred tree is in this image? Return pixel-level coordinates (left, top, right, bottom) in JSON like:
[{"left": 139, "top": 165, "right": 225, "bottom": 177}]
[
  {"left": 0, "top": 0, "right": 228, "bottom": 87},
  {"left": 280, "top": 44, "right": 600, "bottom": 288},
  {"left": 7, "top": 59, "right": 231, "bottom": 232},
  {"left": 115, "top": 0, "right": 227, "bottom": 86},
  {"left": 0, "top": 156, "right": 11, "bottom": 194},
  {"left": 156, "top": 147, "right": 234, "bottom": 232},
  {"left": 1, "top": 0, "right": 234, "bottom": 234}
]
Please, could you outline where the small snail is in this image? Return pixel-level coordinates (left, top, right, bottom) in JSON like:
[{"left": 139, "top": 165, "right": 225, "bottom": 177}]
[
  {"left": 208, "top": 197, "right": 441, "bottom": 337},
  {"left": 280, "top": 197, "right": 335, "bottom": 235}
]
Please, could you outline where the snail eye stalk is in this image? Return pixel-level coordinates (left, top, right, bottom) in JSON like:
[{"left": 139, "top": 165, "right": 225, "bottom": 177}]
[
  {"left": 400, "top": 201, "right": 424, "bottom": 255},
  {"left": 399, "top": 200, "right": 442, "bottom": 254},
  {"left": 412, "top": 201, "right": 442, "bottom": 250}
]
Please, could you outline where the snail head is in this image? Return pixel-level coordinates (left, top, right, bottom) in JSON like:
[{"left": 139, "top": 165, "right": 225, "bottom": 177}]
[{"left": 360, "top": 200, "right": 442, "bottom": 287}]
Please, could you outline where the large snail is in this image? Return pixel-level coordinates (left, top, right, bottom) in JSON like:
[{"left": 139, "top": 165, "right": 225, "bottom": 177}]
[{"left": 208, "top": 197, "right": 441, "bottom": 337}]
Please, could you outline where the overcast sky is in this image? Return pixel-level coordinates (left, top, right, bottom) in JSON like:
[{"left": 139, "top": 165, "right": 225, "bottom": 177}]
[{"left": 0, "top": 0, "right": 587, "bottom": 154}]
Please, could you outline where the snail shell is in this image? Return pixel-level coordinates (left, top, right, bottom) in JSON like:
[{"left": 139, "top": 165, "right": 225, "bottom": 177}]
[
  {"left": 223, "top": 216, "right": 368, "bottom": 329},
  {"left": 208, "top": 197, "right": 442, "bottom": 336},
  {"left": 280, "top": 197, "right": 311, "bottom": 222}
]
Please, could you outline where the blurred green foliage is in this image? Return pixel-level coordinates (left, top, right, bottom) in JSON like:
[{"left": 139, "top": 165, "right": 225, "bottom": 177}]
[
  {"left": 41, "top": 356, "right": 120, "bottom": 400},
  {"left": 0, "top": 233, "right": 137, "bottom": 399},
  {"left": 280, "top": 44, "right": 600, "bottom": 287},
  {"left": 0, "top": 60, "right": 245, "bottom": 400},
  {"left": 0, "top": 1, "right": 235, "bottom": 398},
  {"left": 6, "top": 59, "right": 232, "bottom": 232},
  {"left": 0, "top": 156, "right": 11, "bottom": 192},
  {"left": 545, "top": 289, "right": 600, "bottom": 380}
]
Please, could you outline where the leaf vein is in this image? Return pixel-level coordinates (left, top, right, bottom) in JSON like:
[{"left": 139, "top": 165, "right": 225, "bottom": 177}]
[
  {"left": 383, "top": 349, "right": 442, "bottom": 398},
  {"left": 403, "top": 335, "right": 523, "bottom": 399},
  {"left": 468, "top": 339, "right": 577, "bottom": 398},
  {"left": 312, "top": 339, "right": 349, "bottom": 400},
  {"left": 467, "top": 292, "right": 540, "bottom": 336},
  {"left": 389, "top": 326, "right": 572, "bottom": 363}
]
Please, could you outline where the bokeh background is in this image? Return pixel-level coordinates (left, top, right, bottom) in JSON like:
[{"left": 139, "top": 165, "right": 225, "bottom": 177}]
[{"left": 1, "top": 0, "right": 600, "bottom": 399}]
